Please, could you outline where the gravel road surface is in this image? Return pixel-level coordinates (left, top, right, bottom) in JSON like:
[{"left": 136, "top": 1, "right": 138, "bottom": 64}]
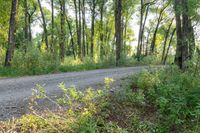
[{"left": 0, "top": 66, "right": 149, "bottom": 120}]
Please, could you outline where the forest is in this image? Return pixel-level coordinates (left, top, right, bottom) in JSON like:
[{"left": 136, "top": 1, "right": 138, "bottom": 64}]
[
  {"left": 0, "top": 0, "right": 200, "bottom": 132},
  {"left": 0, "top": 0, "right": 199, "bottom": 73}
]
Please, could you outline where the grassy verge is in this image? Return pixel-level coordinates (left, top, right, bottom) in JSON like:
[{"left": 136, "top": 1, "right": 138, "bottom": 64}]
[{"left": 0, "top": 55, "right": 162, "bottom": 77}]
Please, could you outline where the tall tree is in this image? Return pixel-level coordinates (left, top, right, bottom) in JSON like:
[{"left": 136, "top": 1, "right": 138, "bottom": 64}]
[
  {"left": 115, "top": 0, "right": 122, "bottom": 66},
  {"left": 24, "top": 0, "right": 28, "bottom": 45},
  {"left": 82, "top": 0, "right": 86, "bottom": 57},
  {"left": 27, "top": 5, "right": 36, "bottom": 42},
  {"left": 174, "top": 0, "right": 195, "bottom": 69},
  {"left": 78, "top": 0, "right": 82, "bottom": 59},
  {"left": 150, "top": 2, "right": 170, "bottom": 54},
  {"left": 99, "top": 0, "right": 105, "bottom": 59},
  {"left": 188, "top": 19, "right": 195, "bottom": 59},
  {"left": 136, "top": 0, "right": 144, "bottom": 61},
  {"left": 163, "top": 28, "right": 176, "bottom": 64},
  {"left": 161, "top": 18, "right": 174, "bottom": 64},
  {"left": 74, "top": 0, "right": 81, "bottom": 58},
  {"left": 66, "top": 15, "right": 76, "bottom": 59},
  {"left": 181, "top": 0, "right": 189, "bottom": 68},
  {"left": 136, "top": 0, "right": 156, "bottom": 60},
  {"left": 38, "top": 0, "right": 49, "bottom": 49},
  {"left": 174, "top": 0, "right": 183, "bottom": 68},
  {"left": 139, "top": 3, "right": 149, "bottom": 55},
  {"left": 90, "top": 0, "right": 96, "bottom": 58},
  {"left": 51, "top": 0, "right": 54, "bottom": 52},
  {"left": 59, "top": 0, "right": 66, "bottom": 62},
  {"left": 5, "top": 0, "right": 18, "bottom": 67}
]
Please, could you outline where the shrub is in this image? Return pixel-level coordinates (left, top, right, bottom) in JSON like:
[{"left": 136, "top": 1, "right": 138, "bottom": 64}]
[
  {"left": 0, "top": 48, "right": 5, "bottom": 66},
  {"left": 135, "top": 66, "right": 200, "bottom": 131},
  {"left": 10, "top": 46, "right": 60, "bottom": 75},
  {"left": 0, "top": 78, "right": 117, "bottom": 132}
]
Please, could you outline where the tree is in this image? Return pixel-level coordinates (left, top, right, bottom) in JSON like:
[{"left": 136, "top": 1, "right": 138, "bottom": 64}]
[
  {"left": 27, "top": 3, "right": 36, "bottom": 42},
  {"left": 90, "top": 0, "right": 96, "bottom": 58},
  {"left": 66, "top": 15, "right": 76, "bottom": 59},
  {"left": 38, "top": 0, "right": 49, "bottom": 49},
  {"left": 136, "top": 0, "right": 156, "bottom": 60},
  {"left": 78, "top": 0, "right": 82, "bottom": 59},
  {"left": 51, "top": 0, "right": 54, "bottom": 52},
  {"left": 150, "top": 1, "right": 170, "bottom": 54},
  {"left": 163, "top": 28, "right": 176, "bottom": 64},
  {"left": 115, "top": 0, "right": 122, "bottom": 66},
  {"left": 136, "top": 0, "right": 144, "bottom": 61},
  {"left": 161, "top": 18, "right": 174, "bottom": 64},
  {"left": 174, "top": 0, "right": 195, "bottom": 69},
  {"left": 99, "top": 0, "right": 105, "bottom": 59},
  {"left": 59, "top": 0, "right": 66, "bottom": 62},
  {"left": 73, "top": 0, "right": 81, "bottom": 58},
  {"left": 82, "top": 0, "right": 86, "bottom": 57},
  {"left": 24, "top": 0, "right": 28, "bottom": 46},
  {"left": 174, "top": 0, "right": 183, "bottom": 68},
  {"left": 5, "top": 0, "right": 18, "bottom": 67}
]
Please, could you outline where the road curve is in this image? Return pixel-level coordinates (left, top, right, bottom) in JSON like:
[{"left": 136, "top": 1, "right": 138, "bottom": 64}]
[{"left": 0, "top": 66, "right": 148, "bottom": 120}]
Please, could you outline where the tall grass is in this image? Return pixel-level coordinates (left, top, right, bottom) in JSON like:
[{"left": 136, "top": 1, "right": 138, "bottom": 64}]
[{"left": 0, "top": 46, "right": 166, "bottom": 77}]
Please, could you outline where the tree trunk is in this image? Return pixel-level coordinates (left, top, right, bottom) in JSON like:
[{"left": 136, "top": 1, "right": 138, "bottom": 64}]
[
  {"left": 74, "top": 0, "right": 81, "bottom": 58},
  {"left": 115, "top": 0, "right": 122, "bottom": 66},
  {"left": 38, "top": 0, "right": 49, "bottom": 49},
  {"left": 182, "top": 0, "right": 189, "bottom": 68},
  {"left": 24, "top": 0, "right": 28, "bottom": 45},
  {"left": 78, "top": 0, "right": 82, "bottom": 59},
  {"left": 5, "top": 0, "right": 18, "bottom": 67},
  {"left": 174, "top": 0, "right": 183, "bottom": 69},
  {"left": 90, "top": 0, "right": 96, "bottom": 58},
  {"left": 164, "top": 28, "right": 176, "bottom": 64},
  {"left": 100, "top": 0, "right": 105, "bottom": 59},
  {"left": 150, "top": 3, "right": 169, "bottom": 54},
  {"left": 161, "top": 18, "right": 174, "bottom": 64},
  {"left": 27, "top": 5, "right": 36, "bottom": 43},
  {"left": 28, "top": 16, "right": 32, "bottom": 42},
  {"left": 51, "top": 0, "right": 54, "bottom": 52},
  {"left": 59, "top": 0, "right": 66, "bottom": 62},
  {"left": 82, "top": 0, "right": 86, "bottom": 57},
  {"left": 150, "top": 11, "right": 162, "bottom": 53},
  {"left": 85, "top": 24, "right": 89, "bottom": 56},
  {"left": 174, "top": 0, "right": 194, "bottom": 69},
  {"left": 188, "top": 18, "right": 195, "bottom": 59},
  {"left": 140, "top": 4, "right": 150, "bottom": 55},
  {"left": 74, "top": 0, "right": 78, "bottom": 56},
  {"left": 145, "top": 29, "right": 151, "bottom": 56},
  {"left": 66, "top": 15, "right": 76, "bottom": 59},
  {"left": 136, "top": 0, "right": 144, "bottom": 61},
  {"left": 123, "top": 16, "right": 128, "bottom": 54}
]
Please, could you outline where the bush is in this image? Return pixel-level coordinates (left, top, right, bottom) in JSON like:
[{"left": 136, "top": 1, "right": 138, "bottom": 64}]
[
  {"left": 0, "top": 46, "right": 60, "bottom": 76},
  {"left": 134, "top": 65, "right": 200, "bottom": 132},
  {"left": 0, "top": 78, "right": 121, "bottom": 132},
  {"left": 13, "top": 46, "right": 60, "bottom": 74},
  {"left": 140, "top": 55, "right": 161, "bottom": 65},
  {"left": 0, "top": 48, "right": 5, "bottom": 66}
]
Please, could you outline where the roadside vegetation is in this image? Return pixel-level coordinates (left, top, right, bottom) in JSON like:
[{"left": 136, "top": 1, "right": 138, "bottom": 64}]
[
  {"left": 0, "top": 0, "right": 200, "bottom": 132},
  {"left": 0, "top": 46, "right": 164, "bottom": 77},
  {"left": 1, "top": 62, "right": 200, "bottom": 132}
]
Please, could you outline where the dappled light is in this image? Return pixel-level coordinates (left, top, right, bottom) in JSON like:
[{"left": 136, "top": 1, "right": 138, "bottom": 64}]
[{"left": 0, "top": 0, "right": 200, "bottom": 132}]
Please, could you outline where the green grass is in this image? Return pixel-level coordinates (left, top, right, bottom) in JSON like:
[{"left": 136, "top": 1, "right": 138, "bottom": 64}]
[
  {"left": 0, "top": 55, "right": 163, "bottom": 77},
  {"left": 0, "top": 62, "right": 114, "bottom": 77},
  {"left": 0, "top": 46, "right": 166, "bottom": 77}
]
